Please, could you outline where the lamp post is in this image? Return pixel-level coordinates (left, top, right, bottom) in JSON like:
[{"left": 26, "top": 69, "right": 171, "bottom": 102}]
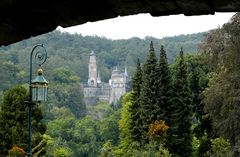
[{"left": 27, "top": 44, "right": 48, "bottom": 157}]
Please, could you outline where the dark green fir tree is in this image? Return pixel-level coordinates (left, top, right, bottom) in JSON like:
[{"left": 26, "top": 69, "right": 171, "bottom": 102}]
[
  {"left": 129, "top": 58, "right": 142, "bottom": 142},
  {"left": 156, "top": 45, "right": 172, "bottom": 123},
  {"left": 167, "top": 48, "right": 193, "bottom": 157},
  {"left": 139, "top": 41, "right": 158, "bottom": 144},
  {"left": 0, "top": 85, "right": 47, "bottom": 156}
]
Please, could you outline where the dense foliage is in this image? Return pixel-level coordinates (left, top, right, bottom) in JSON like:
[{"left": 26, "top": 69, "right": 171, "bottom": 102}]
[
  {"left": 0, "top": 85, "right": 46, "bottom": 156},
  {"left": 201, "top": 13, "right": 240, "bottom": 157}
]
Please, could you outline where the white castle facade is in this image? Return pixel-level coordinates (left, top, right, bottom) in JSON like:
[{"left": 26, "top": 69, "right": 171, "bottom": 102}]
[{"left": 83, "top": 51, "right": 130, "bottom": 105}]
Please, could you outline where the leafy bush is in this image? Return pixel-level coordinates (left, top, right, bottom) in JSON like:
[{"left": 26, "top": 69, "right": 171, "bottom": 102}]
[
  {"left": 8, "top": 146, "right": 25, "bottom": 157},
  {"left": 206, "top": 137, "right": 233, "bottom": 157}
]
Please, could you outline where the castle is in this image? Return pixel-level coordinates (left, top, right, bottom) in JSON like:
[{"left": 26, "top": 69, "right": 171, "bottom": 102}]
[{"left": 83, "top": 51, "right": 130, "bottom": 105}]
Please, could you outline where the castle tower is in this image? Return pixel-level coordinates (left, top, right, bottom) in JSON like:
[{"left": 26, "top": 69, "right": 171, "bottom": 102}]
[
  {"left": 88, "top": 51, "right": 97, "bottom": 87},
  {"left": 109, "top": 67, "right": 127, "bottom": 104}
]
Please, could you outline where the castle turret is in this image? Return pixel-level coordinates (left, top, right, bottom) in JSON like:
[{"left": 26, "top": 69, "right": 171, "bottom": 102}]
[
  {"left": 88, "top": 51, "right": 97, "bottom": 87},
  {"left": 109, "top": 66, "right": 128, "bottom": 104},
  {"left": 97, "top": 71, "right": 101, "bottom": 84}
]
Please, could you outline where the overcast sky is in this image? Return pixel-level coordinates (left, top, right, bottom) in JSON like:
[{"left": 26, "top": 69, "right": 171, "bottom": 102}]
[{"left": 57, "top": 13, "right": 235, "bottom": 40}]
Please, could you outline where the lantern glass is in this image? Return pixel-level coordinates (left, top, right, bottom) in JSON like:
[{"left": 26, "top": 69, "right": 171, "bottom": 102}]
[
  {"left": 31, "top": 85, "right": 48, "bottom": 102},
  {"left": 31, "top": 68, "right": 48, "bottom": 102},
  {"left": 32, "top": 87, "right": 37, "bottom": 101}
]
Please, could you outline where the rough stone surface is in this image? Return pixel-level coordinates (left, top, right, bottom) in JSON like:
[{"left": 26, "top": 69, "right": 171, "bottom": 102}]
[{"left": 0, "top": 0, "right": 238, "bottom": 45}]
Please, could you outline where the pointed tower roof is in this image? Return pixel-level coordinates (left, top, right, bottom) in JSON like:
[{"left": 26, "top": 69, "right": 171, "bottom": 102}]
[
  {"left": 97, "top": 71, "right": 100, "bottom": 78},
  {"left": 124, "top": 66, "right": 128, "bottom": 77},
  {"left": 97, "top": 71, "right": 101, "bottom": 84}
]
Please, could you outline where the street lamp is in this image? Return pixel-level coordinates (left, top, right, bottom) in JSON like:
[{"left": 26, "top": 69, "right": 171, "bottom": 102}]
[{"left": 27, "top": 44, "right": 48, "bottom": 157}]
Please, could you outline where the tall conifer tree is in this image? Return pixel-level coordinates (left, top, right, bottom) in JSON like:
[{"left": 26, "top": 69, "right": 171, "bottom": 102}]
[
  {"left": 139, "top": 41, "right": 158, "bottom": 143},
  {"left": 156, "top": 45, "right": 172, "bottom": 123},
  {"left": 167, "top": 48, "right": 193, "bottom": 157},
  {"left": 129, "top": 58, "right": 142, "bottom": 141}
]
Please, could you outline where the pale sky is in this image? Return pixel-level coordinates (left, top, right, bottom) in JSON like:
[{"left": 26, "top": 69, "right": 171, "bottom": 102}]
[{"left": 57, "top": 13, "right": 235, "bottom": 40}]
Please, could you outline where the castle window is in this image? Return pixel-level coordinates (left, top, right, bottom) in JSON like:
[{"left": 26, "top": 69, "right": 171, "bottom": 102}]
[{"left": 91, "top": 80, "right": 94, "bottom": 85}]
